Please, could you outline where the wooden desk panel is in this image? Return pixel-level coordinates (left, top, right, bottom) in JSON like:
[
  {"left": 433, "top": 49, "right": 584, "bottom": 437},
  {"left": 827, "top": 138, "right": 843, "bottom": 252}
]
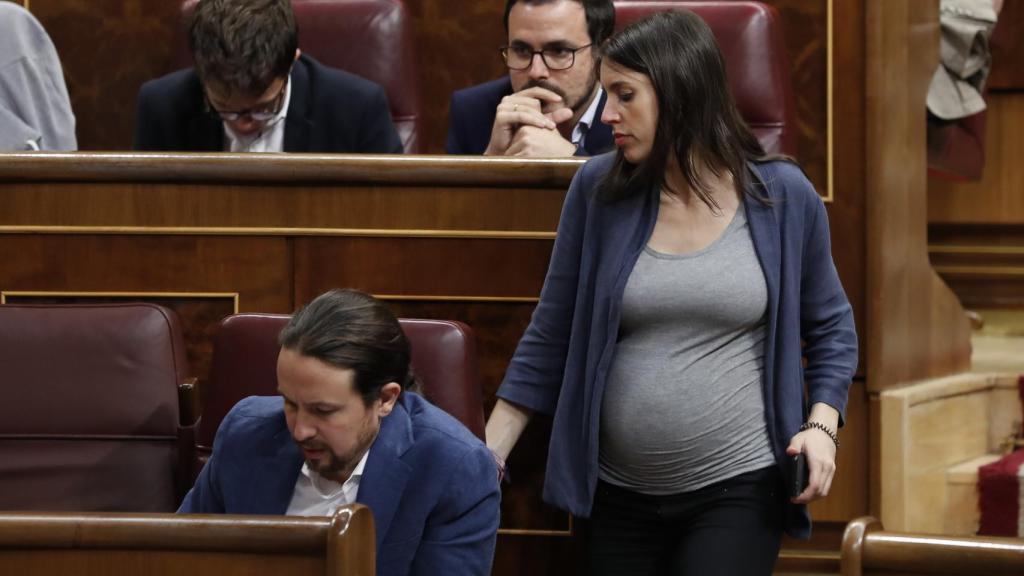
[
  {"left": 293, "top": 237, "right": 554, "bottom": 299},
  {"left": 0, "top": 508, "right": 374, "bottom": 576},
  {"left": 0, "top": 234, "right": 291, "bottom": 382},
  {"left": 0, "top": 153, "right": 572, "bottom": 233}
]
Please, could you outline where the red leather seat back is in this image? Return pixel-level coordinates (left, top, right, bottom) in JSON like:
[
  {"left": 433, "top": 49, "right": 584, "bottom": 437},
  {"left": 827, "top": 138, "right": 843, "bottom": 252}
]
[
  {"left": 614, "top": 1, "right": 797, "bottom": 155},
  {"left": 196, "top": 313, "right": 484, "bottom": 473},
  {"left": 174, "top": 0, "right": 421, "bottom": 153},
  {"left": 399, "top": 319, "right": 484, "bottom": 440},
  {"left": 0, "top": 303, "right": 190, "bottom": 512}
]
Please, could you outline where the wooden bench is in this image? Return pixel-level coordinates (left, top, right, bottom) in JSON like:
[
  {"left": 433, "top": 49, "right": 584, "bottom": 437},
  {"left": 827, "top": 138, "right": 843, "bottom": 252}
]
[
  {"left": 841, "top": 516, "right": 1024, "bottom": 575},
  {"left": 0, "top": 506, "right": 374, "bottom": 576}
]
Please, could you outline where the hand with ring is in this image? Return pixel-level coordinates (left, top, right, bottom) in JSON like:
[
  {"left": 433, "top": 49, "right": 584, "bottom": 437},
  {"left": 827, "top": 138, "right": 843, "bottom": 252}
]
[{"left": 484, "top": 87, "right": 571, "bottom": 156}]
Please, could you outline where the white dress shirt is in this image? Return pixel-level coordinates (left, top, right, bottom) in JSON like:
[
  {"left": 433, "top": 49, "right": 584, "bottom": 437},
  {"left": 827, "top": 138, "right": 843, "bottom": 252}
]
[
  {"left": 571, "top": 86, "right": 605, "bottom": 150},
  {"left": 285, "top": 445, "right": 370, "bottom": 517}
]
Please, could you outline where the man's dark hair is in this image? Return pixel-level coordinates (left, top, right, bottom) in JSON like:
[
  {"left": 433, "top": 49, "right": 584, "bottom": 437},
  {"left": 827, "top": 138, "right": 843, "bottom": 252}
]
[
  {"left": 503, "top": 0, "right": 615, "bottom": 47},
  {"left": 279, "top": 289, "right": 414, "bottom": 406},
  {"left": 189, "top": 0, "right": 298, "bottom": 97},
  {"left": 596, "top": 10, "right": 772, "bottom": 207}
]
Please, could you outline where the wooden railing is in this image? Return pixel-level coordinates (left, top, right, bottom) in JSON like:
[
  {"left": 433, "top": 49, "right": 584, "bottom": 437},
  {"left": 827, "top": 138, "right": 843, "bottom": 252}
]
[
  {"left": 841, "top": 516, "right": 1024, "bottom": 575},
  {"left": 0, "top": 506, "right": 374, "bottom": 576}
]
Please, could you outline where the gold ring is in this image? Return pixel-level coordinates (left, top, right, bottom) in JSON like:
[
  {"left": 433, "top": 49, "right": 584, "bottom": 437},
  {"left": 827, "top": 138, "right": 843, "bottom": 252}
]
[{"left": 513, "top": 104, "right": 519, "bottom": 112}]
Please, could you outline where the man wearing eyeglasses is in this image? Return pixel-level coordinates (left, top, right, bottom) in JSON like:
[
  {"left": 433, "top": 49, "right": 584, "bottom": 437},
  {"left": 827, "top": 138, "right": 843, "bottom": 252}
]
[
  {"left": 133, "top": 0, "right": 402, "bottom": 154},
  {"left": 446, "top": 0, "right": 614, "bottom": 157}
]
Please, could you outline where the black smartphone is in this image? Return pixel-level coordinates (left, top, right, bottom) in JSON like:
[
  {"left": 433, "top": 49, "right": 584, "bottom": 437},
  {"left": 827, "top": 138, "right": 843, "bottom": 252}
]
[{"left": 789, "top": 453, "right": 809, "bottom": 498}]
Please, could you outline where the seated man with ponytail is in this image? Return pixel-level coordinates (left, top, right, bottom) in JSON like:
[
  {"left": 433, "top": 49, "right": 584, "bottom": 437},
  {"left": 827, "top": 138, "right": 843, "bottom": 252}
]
[{"left": 179, "top": 289, "right": 500, "bottom": 576}]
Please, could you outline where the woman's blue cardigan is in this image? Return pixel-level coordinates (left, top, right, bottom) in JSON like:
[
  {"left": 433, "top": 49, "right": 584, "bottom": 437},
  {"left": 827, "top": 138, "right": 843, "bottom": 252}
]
[{"left": 496, "top": 152, "right": 859, "bottom": 538}]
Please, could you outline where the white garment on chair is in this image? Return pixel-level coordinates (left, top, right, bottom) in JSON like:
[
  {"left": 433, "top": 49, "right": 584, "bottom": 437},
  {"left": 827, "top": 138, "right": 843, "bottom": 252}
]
[{"left": 926, "top": 0, "right": 999, "bottom": 120}]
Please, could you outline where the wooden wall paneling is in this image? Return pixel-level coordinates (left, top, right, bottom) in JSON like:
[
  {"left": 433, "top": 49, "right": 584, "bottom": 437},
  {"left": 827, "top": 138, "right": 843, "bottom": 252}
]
[
  {"left": 828, "top": 0, "right": 868, "bottom": 378},
  {"left": 0, "top": 235, "right": 290, "bottom": 312},
  {"left": 927, "top": 10, "right": 1024, "bottom": 311},
  {"left": 0, "top": 234, "right": 292, "bottom": 388},
  {"left": 928, "top": 95, "right": 1024, "bottom": 225},
  {"left": 0, "top": 180, "right": 564, "bottom": 231},
  {"left": 404, "top": 0, "right": 507, "bottom": 155},
  {"left": 927, "top": 275, "right": 1024, "bottom": 310},
  {"left": 288, "top": 236, "right": 554, "bottom": 412},
  {"left": 929, "top": 221, "right": 1024, "bottom": 309},
  {"left": 291, "top": 237, "right": 552, "bottom": 300},
  {"left": 491, "top": 531, "right": 582, "bottom": 575},
  {"left": 865, "top": 0, "right": 971, "bottom": 391},
  {"left": 761, "top": 0, "right": 829, "bottom": 192},
  {"left": 28, "top": 0, "right": 180, "bottom": 151}
]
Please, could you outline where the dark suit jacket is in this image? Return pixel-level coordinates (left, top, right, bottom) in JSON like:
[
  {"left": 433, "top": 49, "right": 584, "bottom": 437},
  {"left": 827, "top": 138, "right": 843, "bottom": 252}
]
[
  {"left": 179, "top": 393, "right": 500, "bottom": 576},
  {"left": 134, "top": 54, "right": 403, "bottom": 153},
  {"left": 445, "top": 76, "right": 612, "bottom": 156}
]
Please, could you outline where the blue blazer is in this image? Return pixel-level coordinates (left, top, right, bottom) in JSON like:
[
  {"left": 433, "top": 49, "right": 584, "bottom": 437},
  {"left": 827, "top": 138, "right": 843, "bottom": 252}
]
[
  {"left": 133, "top": 54, "right": 403, "bottom": 154},
  {"left": 179, "top": 393, "right": 499, "bottom": 576},
  {"left": 496, "top": 153, "right": 858, "bottom": 539},
  {"left": 445, "top": 76, "right": 613, "bottom": 156}
]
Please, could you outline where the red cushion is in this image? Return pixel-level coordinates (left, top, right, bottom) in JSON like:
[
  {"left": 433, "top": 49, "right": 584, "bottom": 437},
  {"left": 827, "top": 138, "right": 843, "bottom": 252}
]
[{"left": 0, "top": 303, "right": 190, "bottom": 512}]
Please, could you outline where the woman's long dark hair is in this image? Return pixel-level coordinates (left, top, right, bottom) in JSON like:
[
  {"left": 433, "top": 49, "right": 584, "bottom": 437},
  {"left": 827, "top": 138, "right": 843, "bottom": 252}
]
[{"left": 596, "top": 10, "right": 770, "bottom": 207}]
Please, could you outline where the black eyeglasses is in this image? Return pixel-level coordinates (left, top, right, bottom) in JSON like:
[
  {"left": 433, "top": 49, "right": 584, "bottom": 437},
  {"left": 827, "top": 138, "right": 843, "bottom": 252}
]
[
  {"left": 205, "top": 80, "right": 287, "bottom": 122},
  {"left": 500, "top": 43, "right": 593, "bottom": 71}
]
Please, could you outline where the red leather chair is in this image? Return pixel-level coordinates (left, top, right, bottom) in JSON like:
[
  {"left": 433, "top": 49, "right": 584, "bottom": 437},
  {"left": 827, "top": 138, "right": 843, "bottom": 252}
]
[
  {"left": 0, "top": 303, "right": 194, "bottom": 512},
  {"left": 173, "top": 0, "right": 421, "bottom": 153},
  {"left": 615, "top": 1, "right": 797, "bottom": 155},
  {"left": 194, "top": 313, "right": 484, "bottom": 475}
]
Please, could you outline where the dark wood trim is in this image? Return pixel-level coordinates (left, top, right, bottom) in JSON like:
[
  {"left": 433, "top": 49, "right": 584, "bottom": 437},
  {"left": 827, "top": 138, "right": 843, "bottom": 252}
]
[
  {"left": 0, "top": 508, "right": 367, "bottom": 553},
  {"left": 0, "top": 153, "right": 582, "bottom": 186}
]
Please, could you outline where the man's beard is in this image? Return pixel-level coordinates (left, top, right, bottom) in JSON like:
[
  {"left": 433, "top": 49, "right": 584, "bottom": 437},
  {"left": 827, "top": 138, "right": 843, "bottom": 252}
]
[
  {"left": 299, "top": 419, "right": 378, "bottom": 483},
  {"left": 524, "top": 69, "right": 599, "bottom": 114}
]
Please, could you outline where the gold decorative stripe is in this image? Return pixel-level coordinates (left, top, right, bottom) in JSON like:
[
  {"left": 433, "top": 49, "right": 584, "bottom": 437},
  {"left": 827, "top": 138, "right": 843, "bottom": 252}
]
[
  {"left": 934, "top": 265, "right": 1024, "bottom": 277},
  {"left": 777, "top": 549, "right": 840, "bottom": 561},
  {"left": 374, "top": 294, "right": 540, "bottom": 304},
  {"left": 929, "top": 245, "right": 1024, "bottom": 255},
  {"left": 0, "top": 152, "right": 583, "bottom": 186},
  {"left": 497, "top": 528, "right": 572, "bottom": 537},
  {"left": 1, "top": 291, "right": 240, "bottom": 314},
  {"left": 0, "top": 225, "right": 557, "bottom": 240},
  {"left": 498, "top": 515, "right": 573, "bottom": 537}
]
